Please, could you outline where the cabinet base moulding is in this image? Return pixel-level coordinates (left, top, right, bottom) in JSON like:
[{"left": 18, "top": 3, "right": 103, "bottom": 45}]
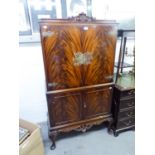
[{"left": 48, "top": 114, "right": 113, "bottom": 150}]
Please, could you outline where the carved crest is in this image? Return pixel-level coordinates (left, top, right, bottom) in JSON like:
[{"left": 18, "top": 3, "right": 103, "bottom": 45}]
[{"left": 68, "top": 13, "right": 95, "bottom": 22}]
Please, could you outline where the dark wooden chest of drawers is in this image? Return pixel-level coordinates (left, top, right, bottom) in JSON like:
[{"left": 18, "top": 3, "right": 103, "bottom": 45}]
[{"left": 111, "top": 83, "right": 135, "bottom": 136}]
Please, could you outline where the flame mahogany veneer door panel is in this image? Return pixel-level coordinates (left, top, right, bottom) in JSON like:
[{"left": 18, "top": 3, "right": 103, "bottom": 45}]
[
  {"left": 47, "top": 92, "right": 83, "bottom": 126},
  {"left": 40, "top": 24, "right": 117, "bottom": 91},
  {"left": 83, "top": 86, "right": 113, "bottom": 119}
]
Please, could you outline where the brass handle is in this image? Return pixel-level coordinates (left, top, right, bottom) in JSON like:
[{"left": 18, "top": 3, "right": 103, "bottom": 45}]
[{"left": 124, "top": 120, "right": 132, "bottom": 126}]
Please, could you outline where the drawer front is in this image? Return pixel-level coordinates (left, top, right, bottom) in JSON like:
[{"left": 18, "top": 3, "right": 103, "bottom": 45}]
[
  {"left": 120, "top": 89, "right": 135, "bottom": 98},
  {"left": 119, "top": 98, "right": 135, "bottom": 110},
  {"left": 117, "top": 118, "right": 135, "bottom": 129},
  {"left": 118, "top": 108, "right": 135, "bottom": 119}
]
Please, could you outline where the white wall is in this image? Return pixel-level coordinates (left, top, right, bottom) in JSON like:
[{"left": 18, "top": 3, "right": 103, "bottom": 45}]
[{"left": 19, "top": 43, "right": 47, "bottom": 123}]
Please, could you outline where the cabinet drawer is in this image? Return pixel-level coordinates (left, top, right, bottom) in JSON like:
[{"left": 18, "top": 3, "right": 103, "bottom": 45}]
[
  {"left": 119, "top": 98, "right": 135, "bottom": 109},
  {"left": 118, "top": 108, "right": 135, "bottom": 119},
  {"left": 120, "top": 89, "right": 135, "bottom": 98},
  {"left": 117, "top": 118, "right": 135, "bottom": 129}
]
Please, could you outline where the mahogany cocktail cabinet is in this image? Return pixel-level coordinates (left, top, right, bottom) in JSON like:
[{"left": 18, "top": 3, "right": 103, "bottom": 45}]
[{"left": 39, "top": 13, "right": 117, "bottom": 149}]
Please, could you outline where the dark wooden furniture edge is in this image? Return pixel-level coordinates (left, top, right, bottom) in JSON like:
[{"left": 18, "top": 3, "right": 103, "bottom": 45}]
[{"left": 115, "top": 85, "right": 135, "bottom": 91}]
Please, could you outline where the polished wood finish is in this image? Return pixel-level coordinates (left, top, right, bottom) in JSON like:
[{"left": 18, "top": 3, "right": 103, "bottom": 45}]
[
  {"left": 47, "top": 86, "right": 113, "bottom": 127},
  {"left": 40, "top": 13, "right": 117, "bottom": 149}
]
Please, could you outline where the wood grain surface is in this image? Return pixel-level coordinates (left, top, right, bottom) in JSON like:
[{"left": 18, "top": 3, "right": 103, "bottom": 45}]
[{"left": 41, "top": 24, "right": 117, "bottom": 91}]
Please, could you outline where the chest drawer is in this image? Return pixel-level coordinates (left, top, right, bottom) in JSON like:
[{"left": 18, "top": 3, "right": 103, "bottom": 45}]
[
  {"left": 120, "top": 89, "right": 135, "bottom": 98},
  {"left": 119, "top": 98, "right": 135, "bottom": 110},
  {"left": 117, "top": 118, "right": 135, "bottom": 129},
  {"left": 118, "top": 108, "right": 135, "bottom": 119}
]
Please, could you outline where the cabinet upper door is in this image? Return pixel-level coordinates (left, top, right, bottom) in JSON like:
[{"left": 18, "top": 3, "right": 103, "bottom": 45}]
[{"left": 40, "top": 20, "right": 117, "bottom": 91}]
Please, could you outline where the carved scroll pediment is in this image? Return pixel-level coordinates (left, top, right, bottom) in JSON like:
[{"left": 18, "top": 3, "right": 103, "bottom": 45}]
[{"left": 68, "top": 13, "right": 95, "bottom": 22}]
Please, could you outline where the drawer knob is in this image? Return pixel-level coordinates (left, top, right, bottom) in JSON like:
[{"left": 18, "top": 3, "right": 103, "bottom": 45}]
[
  {"left": 124, "top": 120, "right": 132, "bottom": 126},
  {"left": 128, "top": 90, "right": 134, "bottom": 95},
  {"left": 126, "top": 111, "right": 134, "bottom": 117},
  {"left": 127, "top": 102, "right": 134, "bottom": 106}
]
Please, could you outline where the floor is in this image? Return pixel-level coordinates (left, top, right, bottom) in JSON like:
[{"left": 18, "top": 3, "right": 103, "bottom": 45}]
[{"left": 43, "top": 125, "right": 135, "bottom": 155}]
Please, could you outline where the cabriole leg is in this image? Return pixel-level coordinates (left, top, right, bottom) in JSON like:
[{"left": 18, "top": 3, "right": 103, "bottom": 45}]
[{"left": 49, "top": 131, "right": 57, "bottom": 150}]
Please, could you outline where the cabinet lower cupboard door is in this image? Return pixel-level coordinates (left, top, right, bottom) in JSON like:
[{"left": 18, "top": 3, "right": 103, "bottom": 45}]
[
  {"left": 47, "top": 92, "right": 82, "bottom": 126},
  {"left": 84, "top": 87, "right": 113, "bottom": 119},
  {"left": 47, "top": 86, "right": 113, "bottom": 127}
]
